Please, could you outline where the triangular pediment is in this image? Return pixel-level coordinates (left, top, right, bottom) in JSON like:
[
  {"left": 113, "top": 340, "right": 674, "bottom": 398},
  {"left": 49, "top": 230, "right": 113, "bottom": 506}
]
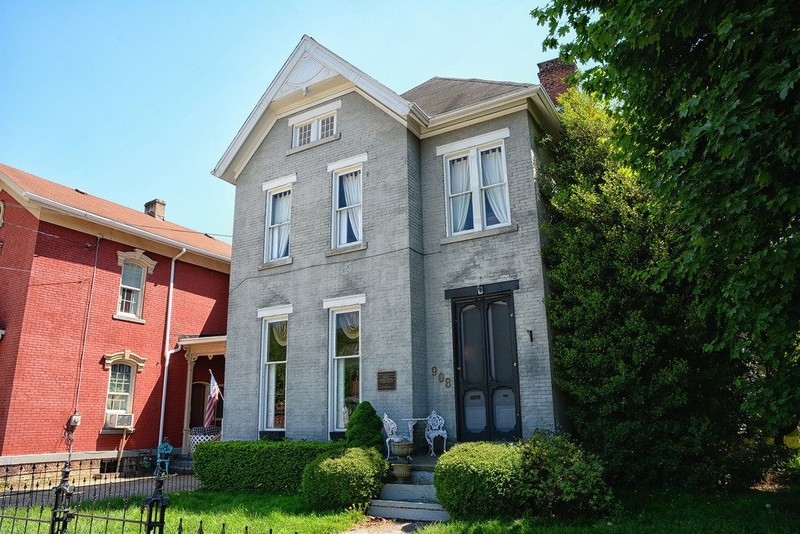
[
  {"left": 274, "top": 52, "right": 337, "bottom": 99},
  {"left": 212, "top": 35, "right": 423, "bottom": 183}
]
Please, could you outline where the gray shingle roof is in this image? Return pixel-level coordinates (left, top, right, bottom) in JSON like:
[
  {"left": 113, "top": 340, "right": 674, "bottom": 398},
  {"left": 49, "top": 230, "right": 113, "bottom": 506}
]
[{"left": 401, "top": 77, "right": 535, "bottom": 117}]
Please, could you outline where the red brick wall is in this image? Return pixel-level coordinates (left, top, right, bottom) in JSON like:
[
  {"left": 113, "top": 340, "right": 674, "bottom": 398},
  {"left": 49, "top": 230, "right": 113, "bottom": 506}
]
[
  {"left": 0, "top": 214, "right": 228, "bottom": 457},
  {"left": 0, "top": 191, "right": 39, "bottom": 455}
]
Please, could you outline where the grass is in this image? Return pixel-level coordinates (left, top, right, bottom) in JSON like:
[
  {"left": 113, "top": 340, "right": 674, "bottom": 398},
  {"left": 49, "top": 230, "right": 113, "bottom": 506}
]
[
  {"left": 418, "top": 486, "right": 800, "bottom": 533},
  {"left": 1, "top": 490, "right": 364, "bottom": 533},
  {"left": 4, "top": 484, "right": 798, "bottom": 533}
]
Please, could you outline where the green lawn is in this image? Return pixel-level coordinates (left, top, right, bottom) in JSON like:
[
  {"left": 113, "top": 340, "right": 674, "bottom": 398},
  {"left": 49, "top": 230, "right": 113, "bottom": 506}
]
[
  {"left": 4, "top": 486, "right": 798, "bottom": 533},
  {"left": 418, "top": 487, "right": 800, "bottom": 533}
]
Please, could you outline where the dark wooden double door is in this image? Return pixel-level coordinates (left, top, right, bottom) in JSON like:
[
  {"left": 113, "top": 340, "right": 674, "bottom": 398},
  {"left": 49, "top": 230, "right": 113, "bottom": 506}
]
[{"left": 452, "top": 293, "right": 522, "bottom": 441}]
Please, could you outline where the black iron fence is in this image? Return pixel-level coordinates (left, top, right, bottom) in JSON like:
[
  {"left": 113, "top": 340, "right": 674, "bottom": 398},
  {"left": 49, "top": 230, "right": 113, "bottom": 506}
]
[
  {"left": 0, "top": 461, "right": 295, "bottom": 533},
  {"left": 1, "top": 456, "right": 199, "bottom": 508}
]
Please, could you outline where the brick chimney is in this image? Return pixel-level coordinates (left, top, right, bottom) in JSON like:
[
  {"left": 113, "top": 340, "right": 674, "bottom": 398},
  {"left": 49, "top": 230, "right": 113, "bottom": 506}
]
[
  {"left": 537, "top": 58, "right": 578, "bottom": 104},
  {"left": 144, "top": 199, "right": 166, "bottom": 221}
]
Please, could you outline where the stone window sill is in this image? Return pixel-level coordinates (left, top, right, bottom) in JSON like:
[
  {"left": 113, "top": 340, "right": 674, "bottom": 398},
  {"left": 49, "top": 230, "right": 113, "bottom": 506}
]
[
  {"left": 440, "top": 224, "right": 518, "bottom": 246},
  {"left": 286, "top": 133, "right": 341, "bottom": 156},
  {"left": 258, "top": 257, "right": 293, "bottom": 270},
  {"left": 112, "top": 313, "right": 146, "bottom": 325},
  {"left": 325, "top": 242, "right": 368, "bottom": 257}
]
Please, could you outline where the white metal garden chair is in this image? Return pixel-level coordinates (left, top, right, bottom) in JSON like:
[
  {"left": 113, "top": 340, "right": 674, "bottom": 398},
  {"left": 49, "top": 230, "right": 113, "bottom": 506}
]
[
  {"left": 425, "top": 411, "right": 447, "bottom": 457},
  {"left": 382, "top": 413, "right": 405, "bottom": 460}
]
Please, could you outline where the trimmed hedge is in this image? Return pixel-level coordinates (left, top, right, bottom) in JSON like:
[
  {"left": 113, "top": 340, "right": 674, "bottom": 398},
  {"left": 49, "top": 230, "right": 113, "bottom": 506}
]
[
  {"left": 301, "top": 447, "right": 386, "bottom": 510},
  {"left": 194, "top": 440, "right": 344, "bottom": 493},
  {"left": 434, "top": 434, "right": 615, "bottom": 520},
  {"left": 433, "top": 442, "right": 526, "bottom": 519},
  {"left": 521, "top": 431, "right": 614, "bottom": 519}
]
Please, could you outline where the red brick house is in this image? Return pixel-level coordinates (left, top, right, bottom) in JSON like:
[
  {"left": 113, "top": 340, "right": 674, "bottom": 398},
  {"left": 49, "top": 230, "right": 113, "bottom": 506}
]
[{"left": 0, "top": 163, "right": 230, "bottom": 462}]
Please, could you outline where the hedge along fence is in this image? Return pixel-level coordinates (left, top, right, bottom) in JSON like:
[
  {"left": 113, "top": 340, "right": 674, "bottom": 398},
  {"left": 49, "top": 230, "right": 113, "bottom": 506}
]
[{"left": 194, "top": 440, "right": 345, "bottom": 493}]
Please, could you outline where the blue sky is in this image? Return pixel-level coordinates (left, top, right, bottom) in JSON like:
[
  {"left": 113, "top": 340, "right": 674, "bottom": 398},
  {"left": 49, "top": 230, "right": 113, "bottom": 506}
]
[{"left": 1, "top": 1, "right": 555, "bottom": 242}]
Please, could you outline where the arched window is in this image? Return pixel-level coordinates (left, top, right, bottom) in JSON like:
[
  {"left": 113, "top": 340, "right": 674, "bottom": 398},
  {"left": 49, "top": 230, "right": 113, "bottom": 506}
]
[
  {"left": 103, "top": 350, "right": 146, "bottom": 429},
  {"left": 115, "top": 250, "right": 157, "bottom": 320}
]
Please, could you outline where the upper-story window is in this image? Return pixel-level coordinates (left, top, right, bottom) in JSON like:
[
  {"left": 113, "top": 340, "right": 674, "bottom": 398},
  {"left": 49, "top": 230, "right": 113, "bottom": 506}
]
[
  {"left": 115, "top": 250, "right": 157, "bottom": 320},
  {"left": 328, "top": 153, "right": 368, "bottom": 248},
  {"left": 288, "top": 100, "right": 341, "bottom": 149},
  {"left": 263, "top": 174, "right": 296, "bottom": 263},
  {"left": 437, "top": 128, "right": 512, "bottom": 236}
]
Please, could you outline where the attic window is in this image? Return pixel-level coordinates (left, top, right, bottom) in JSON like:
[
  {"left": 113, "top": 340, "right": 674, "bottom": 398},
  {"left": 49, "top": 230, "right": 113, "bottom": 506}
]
[{"left": 288, "top": 100, "right": 342, "bottom": 149}]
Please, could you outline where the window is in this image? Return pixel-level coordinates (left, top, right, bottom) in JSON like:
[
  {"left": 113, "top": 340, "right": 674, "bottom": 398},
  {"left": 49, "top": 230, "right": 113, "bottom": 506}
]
[
  {"left": 262, "top": 174, "right": 296, "bottom": 263},
  {"left": 262, "top": 319, "right": 288, "bottom": 429},
  {"left": 288, "top": 100, "right": 341, "bottom": 149},
  {"left": 107, "top": 363, "right": 133, "bottom": 413},
  {"left": 333, "top": 167, "right": 362, "bottom": 246},
  {"left": 118, "top": 261, "right": 145, "bottom": 316},
  {"left": 258, "top": 304, "right": 293, "bottom": 431},
  {"left": 115, "top": 250, "right": 156, "bottom": 320},
  {"left": 437, "top": 128, "right": 512, "bottom": 236},
  {"left": 102, "top": 350, "right": 146, "bottom": 429},
  {"left": 324, "top": 294, "right": 365, "bottom": 431}
]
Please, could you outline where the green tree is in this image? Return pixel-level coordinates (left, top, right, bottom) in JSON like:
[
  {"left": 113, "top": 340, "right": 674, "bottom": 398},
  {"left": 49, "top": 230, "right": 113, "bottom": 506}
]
[
  {"left": 540, "top": 88, "right": 766, "bottom": 487},
  {"left": 532, "top": 1, "right": 800, "bottom": 445}
]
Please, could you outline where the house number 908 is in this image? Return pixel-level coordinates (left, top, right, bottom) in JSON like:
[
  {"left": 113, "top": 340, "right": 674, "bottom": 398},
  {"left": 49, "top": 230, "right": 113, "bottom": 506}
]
[{"left": 431, "top": 366, "right": 452, "bottom": 388}]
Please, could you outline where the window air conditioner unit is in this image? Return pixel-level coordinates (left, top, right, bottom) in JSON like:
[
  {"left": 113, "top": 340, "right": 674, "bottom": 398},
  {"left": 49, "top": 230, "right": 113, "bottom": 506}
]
[{"left": 105, "top": 413, "right": 134, "bottom": 429}]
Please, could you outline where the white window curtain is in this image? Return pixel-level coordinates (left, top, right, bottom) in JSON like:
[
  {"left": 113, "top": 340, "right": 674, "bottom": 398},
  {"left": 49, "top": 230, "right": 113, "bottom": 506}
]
[
  {"left": 480, "top": 148, "right": 509, "bottom": 225},
  {"left": 338, "top": 171, "right": 362, "bottom": 244},
  {"left": 449, "top": 157, "right": 472, "bottom": 233},
  {"left": 269, "top": 191, "right": 291, "bottom": 260},
  {"left": 337, "top": 311, "right": 360, "bottom": 340}
]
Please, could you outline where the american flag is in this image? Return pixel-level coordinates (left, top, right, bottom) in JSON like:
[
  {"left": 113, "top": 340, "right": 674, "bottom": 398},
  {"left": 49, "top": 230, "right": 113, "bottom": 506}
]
[{"left": 204, "top": 371, "right": 221, "bottom": 428}]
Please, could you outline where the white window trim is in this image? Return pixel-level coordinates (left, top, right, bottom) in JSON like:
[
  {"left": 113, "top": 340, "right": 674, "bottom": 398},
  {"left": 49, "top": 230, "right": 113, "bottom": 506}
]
[
  {"left": 327, "top": 153, "right": 368, "bottom": 172},
  {"left": 323, "top": 294, "right": 366, "bottom": 309},
  {"left": 262, "top": 173, "right": 297, "bottom": 192},
  {"left": 257, "top": 303, "right": 294, "bottom": 318},
  {"left": 289, "top": 101, "right": 341, "bottom": 149},
  {"left": 327, "top": 303, "right": 363, "bottom": 433},
  {"left": 264, "top": 179, "right": 294, "bottom": 263},
  {"left": 258, "top": 306, "right": 292, "bottom": 432},
  {"left": 115, "top": 250, "right": 156, "bottom": 319},
  {"left": 435, "top": 127, "right": 510, "bottom": 156},
  {"left": 442, "top": 140, "right": 512, "bottom": 237},
  {"left": 287, "top": 100, "right": 342, "bottom": 126},
  {"left": 105, "top": 362, "right": 135, "bottom": 415},
  {"left": 330, "top": 160, "right": 365, "bottom": 249}
]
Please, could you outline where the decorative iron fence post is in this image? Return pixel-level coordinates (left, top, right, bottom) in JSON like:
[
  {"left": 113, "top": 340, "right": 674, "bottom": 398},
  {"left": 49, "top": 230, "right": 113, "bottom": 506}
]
[
  {"left": 142, "top": 470, "right": 170, "bottom": 534},
  {"left": 49, "top": 461, "right": 74, "bottom": 534}
]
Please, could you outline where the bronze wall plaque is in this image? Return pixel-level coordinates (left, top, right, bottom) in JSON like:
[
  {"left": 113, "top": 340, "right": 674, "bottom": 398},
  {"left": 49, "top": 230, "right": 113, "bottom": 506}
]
[{"left": 377, "top": 371, "right": 397, "bottom": 391}]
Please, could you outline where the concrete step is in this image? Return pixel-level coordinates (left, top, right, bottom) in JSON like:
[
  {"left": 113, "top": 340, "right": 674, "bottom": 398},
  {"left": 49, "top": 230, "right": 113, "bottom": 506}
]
[
  {"left": 368, "top": 499, "right": 449, "bottom": 522},
  {"left": 379, "top": 482, "right": 437, "bottom": 502},
  {"left": 409, "top": 470, "right": 433, "bottom": 484}
]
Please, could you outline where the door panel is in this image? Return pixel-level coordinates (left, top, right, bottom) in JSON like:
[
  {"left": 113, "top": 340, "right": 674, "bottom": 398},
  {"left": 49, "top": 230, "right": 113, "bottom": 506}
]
[{"left": 454, "top": 293, "right": 521, "bottom": 441}]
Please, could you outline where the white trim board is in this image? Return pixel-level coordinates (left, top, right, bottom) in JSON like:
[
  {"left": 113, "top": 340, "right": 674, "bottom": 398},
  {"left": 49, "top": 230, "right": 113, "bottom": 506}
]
[
  {"left": 323, "top": 294, "right": 366, "bottom": 309},
  {"left": 327, "top": 153, "right": 368, "bottom": 172},
  {"left": 435, "top": 128, "right": 510, "bottom": 156},
  {"left": 257, "top": 304, "right": 294, "bottom": 318},
  {"left": 262, "top": 174, "right": 297, "bottom": 192},
  {"left": 287, "top": 100, "right": 341, "bottom": 126}
]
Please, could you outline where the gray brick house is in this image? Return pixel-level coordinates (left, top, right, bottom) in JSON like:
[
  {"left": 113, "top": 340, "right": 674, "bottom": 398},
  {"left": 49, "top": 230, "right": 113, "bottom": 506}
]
[{"left": 212, "top": 36, "right": 567, "bottom": 444}]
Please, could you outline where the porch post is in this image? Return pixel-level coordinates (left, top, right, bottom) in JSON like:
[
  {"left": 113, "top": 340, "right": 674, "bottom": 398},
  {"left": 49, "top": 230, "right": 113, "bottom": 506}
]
[{"left": 182, "top": 351, "right": 196, "bottom": 452}]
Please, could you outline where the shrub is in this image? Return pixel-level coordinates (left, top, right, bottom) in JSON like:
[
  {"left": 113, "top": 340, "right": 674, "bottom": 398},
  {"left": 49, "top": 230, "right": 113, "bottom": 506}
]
[
  {"left": 194, "top": 440, "right": 344, "bottom": 493},
  {"left": 301, "top": 447, "right": 386, "bottom": 510},
  {"left": 433, "top": 442, "right": 526, "bottom": 519},
  {"left": 345, "top": 401, "right": 384, "bottom": 450},
  {"left": 520, "top": 431, "right": 614, "bottom": 519}
]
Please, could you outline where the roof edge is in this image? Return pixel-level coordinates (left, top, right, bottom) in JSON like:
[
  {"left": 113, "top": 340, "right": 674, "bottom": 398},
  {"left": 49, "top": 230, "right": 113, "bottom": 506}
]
[{"left": 22, "top": 192, "right": 231, "bottom": 263}]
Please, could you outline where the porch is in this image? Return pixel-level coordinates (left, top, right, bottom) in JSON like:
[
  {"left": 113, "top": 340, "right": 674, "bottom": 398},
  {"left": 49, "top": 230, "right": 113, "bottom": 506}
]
[{"left": 178, "top": 335, "right": 226, "bottom": 453}]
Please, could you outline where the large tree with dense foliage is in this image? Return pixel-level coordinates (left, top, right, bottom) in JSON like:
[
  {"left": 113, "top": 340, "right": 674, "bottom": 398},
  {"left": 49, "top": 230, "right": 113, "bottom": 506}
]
[
  {"left": 532, "top": 1, "right": 800, "bottom": 445},
  {"left": 540, "top": 88, "right": 768, "bottom": 487}
]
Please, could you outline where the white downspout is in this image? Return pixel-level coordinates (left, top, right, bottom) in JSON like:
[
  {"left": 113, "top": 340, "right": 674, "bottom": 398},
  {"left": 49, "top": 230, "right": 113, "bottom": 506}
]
[{"left": 157, "top": 247, "right": 186, "bottom": 446}]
